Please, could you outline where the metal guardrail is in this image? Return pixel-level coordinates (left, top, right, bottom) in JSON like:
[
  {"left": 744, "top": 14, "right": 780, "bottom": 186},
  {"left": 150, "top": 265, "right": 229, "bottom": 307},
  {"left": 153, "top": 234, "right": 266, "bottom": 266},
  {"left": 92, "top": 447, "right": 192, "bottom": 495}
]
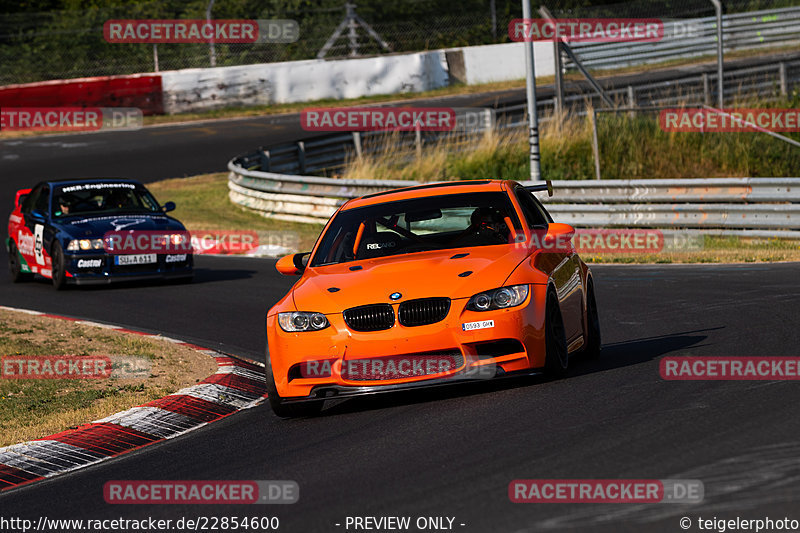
[
  {"left": 566, "top": 7, "right": 800, "bottom": 72},
  {"left": 228, "top": 161, "right": 800, "bottom": 236}
]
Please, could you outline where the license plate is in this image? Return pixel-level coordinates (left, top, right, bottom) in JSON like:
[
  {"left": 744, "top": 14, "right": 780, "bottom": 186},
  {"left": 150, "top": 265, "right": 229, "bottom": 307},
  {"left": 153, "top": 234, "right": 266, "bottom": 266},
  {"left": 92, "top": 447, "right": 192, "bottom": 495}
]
[
  {"left": 115, "top": 254, "right": 157, "bottom": 266},
  {"left": 462, "top": 320, "right": 494, "bottom": 331}
]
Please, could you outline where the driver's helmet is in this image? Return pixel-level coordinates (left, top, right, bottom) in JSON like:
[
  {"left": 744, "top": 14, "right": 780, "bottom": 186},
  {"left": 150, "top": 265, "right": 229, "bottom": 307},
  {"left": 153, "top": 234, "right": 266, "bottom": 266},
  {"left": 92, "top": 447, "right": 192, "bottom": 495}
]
[
  {"left": 470, "top": 206, "right": 505, "bottom": 230},
  {"left": 55, "top": 193, "right": 75, "bottom": 215}
]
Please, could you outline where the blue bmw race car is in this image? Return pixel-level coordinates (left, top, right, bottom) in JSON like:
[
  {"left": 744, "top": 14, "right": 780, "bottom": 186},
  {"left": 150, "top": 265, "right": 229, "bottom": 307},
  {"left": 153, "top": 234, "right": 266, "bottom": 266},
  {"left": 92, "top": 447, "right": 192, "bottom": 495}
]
[{"left": 7, "top": 178, "right": 193, "bottom": 289}]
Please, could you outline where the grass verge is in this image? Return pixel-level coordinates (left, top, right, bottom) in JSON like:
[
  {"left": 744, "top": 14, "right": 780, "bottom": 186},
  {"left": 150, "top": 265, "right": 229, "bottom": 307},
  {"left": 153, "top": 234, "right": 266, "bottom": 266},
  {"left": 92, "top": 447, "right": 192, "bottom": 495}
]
[
  {"left": 0, "top": 308, "right": 217, "bottom": 447},
  {"left": 344, "top": 92, "right": 800, "bottom": 181},
  {"left": 583, "top": 236, "right": 800, "bottom": 264},
  {"left": 147, "top": 173, "right": 324, "bottom": 252}
]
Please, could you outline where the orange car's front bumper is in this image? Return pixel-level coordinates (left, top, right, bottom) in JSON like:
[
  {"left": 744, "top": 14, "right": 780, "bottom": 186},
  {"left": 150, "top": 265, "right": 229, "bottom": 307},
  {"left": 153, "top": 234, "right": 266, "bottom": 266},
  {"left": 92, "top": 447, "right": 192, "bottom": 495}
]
[{"left": 266, "top": 284, "right": 548, "bottom": 400}]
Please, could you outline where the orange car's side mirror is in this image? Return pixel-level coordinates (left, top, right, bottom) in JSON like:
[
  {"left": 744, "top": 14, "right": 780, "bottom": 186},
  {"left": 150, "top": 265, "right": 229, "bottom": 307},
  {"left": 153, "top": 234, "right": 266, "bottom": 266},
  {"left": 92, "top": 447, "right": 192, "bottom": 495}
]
[
  {"left": 276, "top": 253, "right": 308, "bottom": 276},
  {"left": 543, "top": 223, "right": 575, "bottom": 250}
]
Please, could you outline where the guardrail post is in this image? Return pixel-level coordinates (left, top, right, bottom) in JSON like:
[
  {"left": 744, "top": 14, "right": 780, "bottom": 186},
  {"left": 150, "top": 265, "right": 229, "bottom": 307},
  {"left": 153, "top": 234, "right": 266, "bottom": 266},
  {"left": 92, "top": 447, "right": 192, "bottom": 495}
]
[
  {"left": 779, "top": 62, "right": 788, "bottom": 96},
  {"left": 259, "top": 149, "right": 271, "bottom": 172},
  {"left": 591, "top": 109, "right": 601, "bottom": 180},
  {"left": 482, "top": 108, "right": 494, "bottom": 138},
  {"left": 627, "top": 86, "right": 635, "bottom": 118},
  {"left": 415, "top": 126, "right": 422, "bottom": 160},
  {"left": 703, "top": 73, "right": 710, "bottom": 105},
  {"left": 352, "top": 132, "right": 363, "bottom": 158},
  {"left": 297, "top": 142, "right": 306, "bottom": 174}
]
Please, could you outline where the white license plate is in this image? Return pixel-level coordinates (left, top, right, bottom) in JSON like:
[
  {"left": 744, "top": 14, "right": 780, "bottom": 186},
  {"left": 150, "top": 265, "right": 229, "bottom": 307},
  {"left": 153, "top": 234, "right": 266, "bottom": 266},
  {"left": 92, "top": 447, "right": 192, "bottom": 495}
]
[
  {"left": 462, "top": 320, "right": 495, "bottom": 331},
  {"left": 115, "top": 254, "right": 157, "bottom": 266}
]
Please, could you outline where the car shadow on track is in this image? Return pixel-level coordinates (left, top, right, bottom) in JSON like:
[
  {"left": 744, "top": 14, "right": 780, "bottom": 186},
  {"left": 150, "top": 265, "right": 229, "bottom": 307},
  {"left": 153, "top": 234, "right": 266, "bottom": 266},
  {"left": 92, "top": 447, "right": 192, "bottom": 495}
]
[
  {"left": 313, "top": 327, "right": 721, "bottom": 418},
  {"left": 18, "top": 266, "right": 257, "bottom": 291}
]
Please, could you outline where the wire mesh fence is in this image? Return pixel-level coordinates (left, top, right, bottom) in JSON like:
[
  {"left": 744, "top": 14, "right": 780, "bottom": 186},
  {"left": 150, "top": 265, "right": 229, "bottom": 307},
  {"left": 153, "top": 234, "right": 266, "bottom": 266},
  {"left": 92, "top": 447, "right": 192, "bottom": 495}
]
[{"left": 1, "top": 0, "right": 799, "bottom": 86}]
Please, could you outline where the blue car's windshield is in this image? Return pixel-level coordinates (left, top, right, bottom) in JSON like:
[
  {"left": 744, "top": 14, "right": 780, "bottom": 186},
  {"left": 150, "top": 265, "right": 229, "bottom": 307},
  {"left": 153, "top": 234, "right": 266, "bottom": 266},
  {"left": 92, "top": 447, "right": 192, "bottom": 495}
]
[
  {"left": 310, "top": 191, "right": 523, "bottom": 267},
  {"left": 53, "top": 182, "right": 161, "bottom": 217}
]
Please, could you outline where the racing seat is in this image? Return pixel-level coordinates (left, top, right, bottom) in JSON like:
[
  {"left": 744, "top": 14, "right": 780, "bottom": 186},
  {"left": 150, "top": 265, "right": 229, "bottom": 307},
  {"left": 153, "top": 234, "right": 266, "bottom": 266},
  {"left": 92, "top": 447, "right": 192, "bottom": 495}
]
[{"left": 356, "top": 232, "right": 404, "bottom": 259}]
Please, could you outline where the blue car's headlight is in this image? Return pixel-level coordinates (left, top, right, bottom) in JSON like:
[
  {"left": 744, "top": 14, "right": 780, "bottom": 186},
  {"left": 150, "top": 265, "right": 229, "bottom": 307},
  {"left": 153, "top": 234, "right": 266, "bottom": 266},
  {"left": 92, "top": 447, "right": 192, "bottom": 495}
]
[
  {"left": 467, "top": 285, "right": 529, "bottom": 312},
  {"left": 66, "top": 239, "right": 103, "bottom": 251},
  {"left": 278, "top": 312, "right": 329, "bottom": 332}
]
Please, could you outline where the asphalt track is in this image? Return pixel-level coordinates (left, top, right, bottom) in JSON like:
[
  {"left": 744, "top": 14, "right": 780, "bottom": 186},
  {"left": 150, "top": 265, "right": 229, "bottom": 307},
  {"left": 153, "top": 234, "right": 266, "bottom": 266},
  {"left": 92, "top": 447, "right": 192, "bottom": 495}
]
[{"left": 1, "top": 259, "right": 799, "bottom": 532}]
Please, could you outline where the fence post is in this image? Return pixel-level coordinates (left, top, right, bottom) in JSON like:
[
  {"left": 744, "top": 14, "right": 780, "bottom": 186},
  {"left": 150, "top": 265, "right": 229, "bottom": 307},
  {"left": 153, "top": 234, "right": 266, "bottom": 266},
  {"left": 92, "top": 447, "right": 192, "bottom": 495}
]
[
  {"left": 702, "top": 73, "right": 710, "bottom": 105},
  {"left": 591, "top": 109, "right": 601, "bottom": 180},
  {"left": 710, "top": 0, "right": 724, "bottom": 109},
  {"left": 153, "top": 45, "right": 159, "bottom": 72},
  {"left": 207, "top": 0, "right": 217, "bottom": 67},
  {"left": 352, "top": 132, "right": 363, "bottom": 158},
  {"left": 627, "top": 85, "right": 635, "bottom": 118},
  {"left": 297, "top": 142, "right": 306, "bottom": 174},
  {"left": 779, "top": 62, "right": 788, "bottom": 96},
  {"left": 260, "top": 149, "right": 271, "bottom": 172},
  {"left": 415, "top": 125, "right": 422, "bottom": 160}
]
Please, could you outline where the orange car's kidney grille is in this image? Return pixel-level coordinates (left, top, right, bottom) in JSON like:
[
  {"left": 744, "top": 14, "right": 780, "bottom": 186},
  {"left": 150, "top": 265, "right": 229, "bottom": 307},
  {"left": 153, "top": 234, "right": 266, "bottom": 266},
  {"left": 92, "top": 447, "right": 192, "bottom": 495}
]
[
  {"left": 398, "top": 298, "right": 451, "bottom": 327},
  {"left": 343, "top": 304, "right": 395, "bottom": 331}
]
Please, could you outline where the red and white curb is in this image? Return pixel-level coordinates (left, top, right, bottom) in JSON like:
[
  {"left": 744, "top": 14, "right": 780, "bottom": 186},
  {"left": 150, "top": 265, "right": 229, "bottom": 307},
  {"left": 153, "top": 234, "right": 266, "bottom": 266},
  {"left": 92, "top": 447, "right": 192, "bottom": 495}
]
[{"left": 0, "top": 306, "right": 267, "bottom": 492}]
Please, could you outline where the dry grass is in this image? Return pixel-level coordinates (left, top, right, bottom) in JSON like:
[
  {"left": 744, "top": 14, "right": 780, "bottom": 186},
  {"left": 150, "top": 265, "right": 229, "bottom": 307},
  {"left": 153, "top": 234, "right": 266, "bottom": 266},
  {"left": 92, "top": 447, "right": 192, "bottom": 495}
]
[{"left": 0, "top": 308, "right": 217, "bottom": 447}]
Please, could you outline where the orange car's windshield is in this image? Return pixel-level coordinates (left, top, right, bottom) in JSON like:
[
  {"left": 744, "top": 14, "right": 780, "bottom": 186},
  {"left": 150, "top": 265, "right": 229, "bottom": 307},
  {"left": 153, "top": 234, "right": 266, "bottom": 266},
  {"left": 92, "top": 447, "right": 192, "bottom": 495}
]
[{"left": 311, "top": 191, "right": 523, "bottom": 266}]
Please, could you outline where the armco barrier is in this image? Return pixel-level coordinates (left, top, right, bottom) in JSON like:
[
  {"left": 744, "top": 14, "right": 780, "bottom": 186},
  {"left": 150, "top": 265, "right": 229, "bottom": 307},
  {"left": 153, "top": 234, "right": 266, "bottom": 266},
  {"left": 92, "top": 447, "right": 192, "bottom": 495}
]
[
  {"left": 227, "top": 161, "right": 800, "bottom": 237},
  {"left": 0, "top": 74, "right": 164, "bottom": 115},
  {"left": 567, "top": 6, "right": 800, "bottom": 72}
]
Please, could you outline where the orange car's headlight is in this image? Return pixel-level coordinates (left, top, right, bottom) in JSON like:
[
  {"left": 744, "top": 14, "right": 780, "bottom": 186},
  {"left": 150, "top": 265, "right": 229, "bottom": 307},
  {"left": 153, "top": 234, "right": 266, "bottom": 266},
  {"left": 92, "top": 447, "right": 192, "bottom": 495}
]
[
  {"left": 278, "top": 312, "right": 329, "bottom": 332},
  {"left": 467, "top": 285, "right": 529, "bottom": 312}
]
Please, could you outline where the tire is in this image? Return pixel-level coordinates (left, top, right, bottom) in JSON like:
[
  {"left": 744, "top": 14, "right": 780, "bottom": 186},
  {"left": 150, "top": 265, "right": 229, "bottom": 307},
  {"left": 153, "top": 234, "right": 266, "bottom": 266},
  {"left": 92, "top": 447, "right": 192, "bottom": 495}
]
[
  {"left": 50, "top": 240, "right": 67, "bottom": 290},
  {"left": 544, "top": 291, "right": 569, "bottom": 378},
  {"left": 265, "top": 355, "right": 322, "bottom": 418},
  {"left": 583, "top": 280, "right": 602, "bottom": 359},
  {"left": 8, "top": 241, "right": 32, "bottom": 283}
]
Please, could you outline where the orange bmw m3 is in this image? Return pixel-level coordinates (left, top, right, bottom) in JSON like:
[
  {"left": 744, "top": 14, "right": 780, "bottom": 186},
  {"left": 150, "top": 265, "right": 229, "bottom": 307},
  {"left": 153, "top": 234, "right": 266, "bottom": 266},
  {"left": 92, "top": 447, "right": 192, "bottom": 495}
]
[{"left": 265, "top": 180, "right": 601, "bottom": 417}]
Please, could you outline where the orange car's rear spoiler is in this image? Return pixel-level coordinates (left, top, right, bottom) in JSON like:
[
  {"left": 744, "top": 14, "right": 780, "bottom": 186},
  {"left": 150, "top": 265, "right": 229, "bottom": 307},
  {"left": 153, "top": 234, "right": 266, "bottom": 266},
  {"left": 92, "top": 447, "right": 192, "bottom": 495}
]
[{"left": 524, "top": 180, "right": 553, "bottom": 197}]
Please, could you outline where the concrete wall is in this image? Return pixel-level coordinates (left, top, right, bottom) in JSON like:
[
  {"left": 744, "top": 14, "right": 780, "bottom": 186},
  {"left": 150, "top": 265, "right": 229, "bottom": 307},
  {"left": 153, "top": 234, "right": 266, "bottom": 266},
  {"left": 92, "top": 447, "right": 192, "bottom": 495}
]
[
  {"left": 457, "top": 42, "right": 554, "bottom": 85},
  {"left": 1, "top": 42, "right": 555, "bottom": 115},
  {"left": 161, "top": 51, "right": 449, "bottom": 114}
]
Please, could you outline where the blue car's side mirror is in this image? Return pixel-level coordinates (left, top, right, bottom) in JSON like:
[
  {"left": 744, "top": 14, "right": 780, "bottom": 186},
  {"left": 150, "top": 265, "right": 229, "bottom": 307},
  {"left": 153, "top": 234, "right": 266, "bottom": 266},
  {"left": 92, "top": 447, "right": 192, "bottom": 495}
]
[{"left": 162, "top": 201, "right": 176, "bottom": 213}]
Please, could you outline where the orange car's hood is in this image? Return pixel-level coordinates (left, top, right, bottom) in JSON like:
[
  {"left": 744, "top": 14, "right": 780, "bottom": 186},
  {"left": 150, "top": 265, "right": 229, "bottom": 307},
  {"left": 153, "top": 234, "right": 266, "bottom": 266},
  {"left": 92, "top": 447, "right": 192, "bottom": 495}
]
[{"left": 291, "top": 246, "right": 529, "bottom": 314}]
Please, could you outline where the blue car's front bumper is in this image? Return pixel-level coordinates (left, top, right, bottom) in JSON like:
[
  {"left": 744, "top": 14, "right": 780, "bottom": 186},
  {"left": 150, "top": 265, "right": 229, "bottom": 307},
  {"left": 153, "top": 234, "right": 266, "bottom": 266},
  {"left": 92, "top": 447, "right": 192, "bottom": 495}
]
[{"left": 65, "top": 252, "right": 193, "bottom": 284}]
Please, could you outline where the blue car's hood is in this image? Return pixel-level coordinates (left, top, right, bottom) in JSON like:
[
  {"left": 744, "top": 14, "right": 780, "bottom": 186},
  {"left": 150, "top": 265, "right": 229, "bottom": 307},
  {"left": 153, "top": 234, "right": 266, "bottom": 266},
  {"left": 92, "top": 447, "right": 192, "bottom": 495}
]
[{"left": 58, "top": 213, "right": 184, "bottom": 239}]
